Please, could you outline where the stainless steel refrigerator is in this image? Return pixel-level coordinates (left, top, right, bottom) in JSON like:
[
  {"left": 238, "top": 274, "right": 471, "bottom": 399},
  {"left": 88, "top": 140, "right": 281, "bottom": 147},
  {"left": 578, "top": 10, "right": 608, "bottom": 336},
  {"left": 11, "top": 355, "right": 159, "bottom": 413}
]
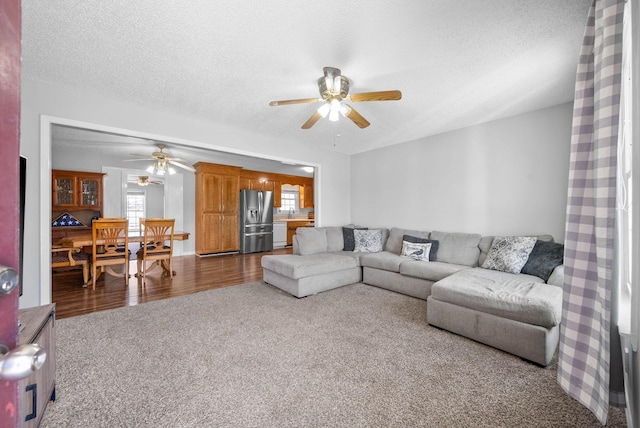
[{"left": 239, "top": 189, "right": 274, "bottom": 254}]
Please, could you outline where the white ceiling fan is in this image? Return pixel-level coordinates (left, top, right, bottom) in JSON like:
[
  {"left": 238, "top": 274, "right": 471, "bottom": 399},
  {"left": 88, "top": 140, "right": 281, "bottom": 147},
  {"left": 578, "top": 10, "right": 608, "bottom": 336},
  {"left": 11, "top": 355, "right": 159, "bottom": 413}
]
[
  {"left": 269, "top": 67, "right": 402, "bottom": 129},
  {"left": 127, "top": 176, "right": 163, "bottom": 186},
  {"left": 123, "top": 143, "right": 196, "bottom": 174}
]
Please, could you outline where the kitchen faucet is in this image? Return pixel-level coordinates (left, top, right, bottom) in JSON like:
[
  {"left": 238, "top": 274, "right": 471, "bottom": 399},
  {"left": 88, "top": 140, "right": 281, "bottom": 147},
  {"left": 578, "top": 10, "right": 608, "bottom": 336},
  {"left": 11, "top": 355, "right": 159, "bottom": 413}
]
[{"left": 288, "top": 207, "right": 294, "bottom": 219}]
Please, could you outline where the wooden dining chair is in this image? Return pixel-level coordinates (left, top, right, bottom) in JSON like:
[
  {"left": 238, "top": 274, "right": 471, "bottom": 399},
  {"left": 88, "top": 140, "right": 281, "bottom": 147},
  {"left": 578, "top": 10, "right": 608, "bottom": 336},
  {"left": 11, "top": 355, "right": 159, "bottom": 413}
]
[
  {"left": 91, "top": 218, "right": 130, "bottom": 290},
  {"left": 136, "top": 218, "right": 176, "bottom": 284},
  {"left": 51, "top": 245, "right": 90, "bottom": 286}
]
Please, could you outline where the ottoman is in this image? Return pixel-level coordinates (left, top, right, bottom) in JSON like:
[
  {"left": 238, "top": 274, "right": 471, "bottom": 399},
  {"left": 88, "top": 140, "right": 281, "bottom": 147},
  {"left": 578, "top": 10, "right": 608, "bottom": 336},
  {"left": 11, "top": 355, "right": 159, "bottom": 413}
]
[{"left": 261, "top": 253, "right": 362, "bottom": 298}]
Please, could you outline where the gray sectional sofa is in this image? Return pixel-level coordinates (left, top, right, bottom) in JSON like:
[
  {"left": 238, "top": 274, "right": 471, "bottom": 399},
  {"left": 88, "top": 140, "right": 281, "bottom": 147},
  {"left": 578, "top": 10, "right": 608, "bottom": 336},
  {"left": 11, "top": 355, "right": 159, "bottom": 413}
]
[{"left": 261, "top": 226, "right": 565, "bottom": 366}]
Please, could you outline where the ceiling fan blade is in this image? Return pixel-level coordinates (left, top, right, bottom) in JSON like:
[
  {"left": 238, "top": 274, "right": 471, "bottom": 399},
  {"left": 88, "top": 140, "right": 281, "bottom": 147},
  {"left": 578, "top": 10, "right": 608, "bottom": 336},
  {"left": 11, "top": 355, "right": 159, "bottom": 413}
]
[
  {"left": 301, "top": 112, "right": 322, "bottom": 129},
  {"left": 122, "top": 158, "right": 154, "bottom": 162},
  {"left": 348, "top": 90, "right": 402, "bottom": 102},
  {"left": 343, "top": 105, "right": 370, "bottom": 129},
  {"left": 168, "top": 159, "right": 196, "bottom": 172},
  {"left": 269, "top": 98, "right": 320, "bottom": 107}
]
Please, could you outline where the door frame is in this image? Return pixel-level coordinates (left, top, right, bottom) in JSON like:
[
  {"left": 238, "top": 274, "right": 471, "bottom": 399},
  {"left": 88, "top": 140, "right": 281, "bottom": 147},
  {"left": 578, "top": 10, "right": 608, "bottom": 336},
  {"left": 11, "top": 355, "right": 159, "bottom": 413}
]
[{"left": 39, "top": 115, "right": 321, "bottom": 304}]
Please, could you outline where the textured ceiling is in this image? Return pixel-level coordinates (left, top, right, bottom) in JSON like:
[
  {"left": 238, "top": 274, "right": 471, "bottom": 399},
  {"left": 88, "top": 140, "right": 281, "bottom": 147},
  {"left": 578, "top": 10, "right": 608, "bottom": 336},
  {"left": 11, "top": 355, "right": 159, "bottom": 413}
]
[
  {"left": 51, "top": 125, "right": 315, "bottom": 177},
  {"left": 23, "top": 1, "right": 590, "bottom": 155}
]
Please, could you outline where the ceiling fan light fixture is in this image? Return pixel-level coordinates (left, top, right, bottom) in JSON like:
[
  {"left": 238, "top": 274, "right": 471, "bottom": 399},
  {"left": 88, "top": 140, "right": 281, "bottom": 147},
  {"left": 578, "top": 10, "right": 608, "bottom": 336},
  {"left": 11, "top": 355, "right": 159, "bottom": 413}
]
[
  {"left": 317, "top": 103, "right": 330, "bottom": 118},
  {"left": 168, "top": 167, "right": 176, "bottom": 175},
  {"left": 146, "top": 164, "right": 156, "bottom": 174},
  {"left": 329, "top": 99, "right": 341, "bottom": 121}
]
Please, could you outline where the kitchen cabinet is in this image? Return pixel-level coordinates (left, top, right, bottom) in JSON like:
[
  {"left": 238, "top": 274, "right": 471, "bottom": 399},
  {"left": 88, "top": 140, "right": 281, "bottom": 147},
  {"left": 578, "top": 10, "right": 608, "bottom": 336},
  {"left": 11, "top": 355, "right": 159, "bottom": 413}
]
[
  {"left": 240, "top": 173, "right": 283, "bottom": 208},
  {"left": 195, "top": 162, "right": 242, "bottom": 255},
  {"left": 52, "top": 170, "right": 105, "bottom": 212},
  {"left": 18, "top": 304, "right": 56, "bottom": 428},
  {"left": 272, "top": 180, "right": 282, "bottom": 207},
  {"left": 300, "top": 182, "right": 314, "bottom": 208}
]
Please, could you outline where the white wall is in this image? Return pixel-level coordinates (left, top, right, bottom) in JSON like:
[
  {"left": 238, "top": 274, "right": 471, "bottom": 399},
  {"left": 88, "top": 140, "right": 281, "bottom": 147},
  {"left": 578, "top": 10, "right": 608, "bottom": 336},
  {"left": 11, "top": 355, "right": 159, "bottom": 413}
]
[
  {"left": 20, "top": 78, "right": 351, "bottom": 308},
  {"left": 351, "top": 103, "right": 572, "bottom": 241}
]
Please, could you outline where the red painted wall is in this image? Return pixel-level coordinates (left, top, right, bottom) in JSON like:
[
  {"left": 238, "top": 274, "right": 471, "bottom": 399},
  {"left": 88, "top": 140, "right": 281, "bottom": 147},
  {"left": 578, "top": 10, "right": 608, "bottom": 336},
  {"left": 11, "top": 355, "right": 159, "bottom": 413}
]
[{"left": 0, "top": 0, "right": 22, "bottom": 425}]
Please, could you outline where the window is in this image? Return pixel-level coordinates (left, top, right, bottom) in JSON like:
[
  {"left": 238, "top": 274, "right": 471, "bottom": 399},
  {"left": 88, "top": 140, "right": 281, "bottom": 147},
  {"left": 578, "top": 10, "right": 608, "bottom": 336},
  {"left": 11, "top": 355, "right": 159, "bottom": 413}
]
[
  {"left": 126, "top": 191, "right": 146, "bottom": 233},
  {"left": 617, "top": 0, "right": 637, "bottom": 345},
  {"left": 279, "top": 190, "right": 299, "bottom": 214}
]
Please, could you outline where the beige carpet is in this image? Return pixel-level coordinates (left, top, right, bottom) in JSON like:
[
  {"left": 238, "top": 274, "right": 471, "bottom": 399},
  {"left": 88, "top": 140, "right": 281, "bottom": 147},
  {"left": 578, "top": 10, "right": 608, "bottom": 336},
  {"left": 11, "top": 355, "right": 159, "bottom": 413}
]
[{"left": 41, "top": 281, "right": 627, "bottom": 427}]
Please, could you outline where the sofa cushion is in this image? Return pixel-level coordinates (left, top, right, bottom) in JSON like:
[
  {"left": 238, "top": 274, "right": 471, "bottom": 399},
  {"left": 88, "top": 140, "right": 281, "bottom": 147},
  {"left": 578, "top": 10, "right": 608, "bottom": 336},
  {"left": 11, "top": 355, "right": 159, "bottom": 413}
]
[
  {"left": 403, "top": 234, "right": 439, "bottom": 261},
  {"left": 385, "top": 228, "right": 430, "bottom": 254},
  {"left": 360, "top": 251, "right": 405, "bottom": 273},
  {"left": 343, "top": 226, "right": 367, "bottom": 251},
  {"left": 481, "top": 236, "right": 537, "bottom": 274},
  {"left": 431, "top": 268, "right": 560, "bottom": 328},
  {"left": 429, "top": 231, "right": 482, "bottom": 266},
  {"left": 330, "top": 250, "right": 363, "bottom": 266},
  {"left": 261, "top": 253, "right": 359, "bottom": 279},
  {"left": 520, "top": 240, "right": 564, "bottom": 282},
  {"left": 296, "top": 227, "right": 328, "bottom": 255},
  {"left": 324, "top": 227, "right": 345, "bottom": 252},
  {"left": 354, "top": 229, "right": 384, "bottom": 253},
  {"left": 399, "top": 260, "right": 471, "bottom": 282}
]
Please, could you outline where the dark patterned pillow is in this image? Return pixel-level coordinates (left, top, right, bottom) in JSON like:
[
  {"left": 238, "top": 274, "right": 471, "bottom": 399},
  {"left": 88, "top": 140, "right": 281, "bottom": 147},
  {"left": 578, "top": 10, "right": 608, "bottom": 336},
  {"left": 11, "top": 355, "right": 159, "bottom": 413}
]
[
  {"left": 402, "top": 235, "right": 439, "bottom": 261},
  {"left": 521, "top": 240, "right": 564, "bottom": 281},
  {"left": 343, "top": 226, "right": 367, "bottom": 251}
]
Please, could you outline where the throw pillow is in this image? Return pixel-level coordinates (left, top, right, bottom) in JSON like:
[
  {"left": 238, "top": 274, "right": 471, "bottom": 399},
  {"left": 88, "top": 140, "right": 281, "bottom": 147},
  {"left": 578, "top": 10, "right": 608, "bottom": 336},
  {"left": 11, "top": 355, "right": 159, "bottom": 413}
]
[
  {"left": 353, "top": 229, "right": 383, "bottom": 253},
  {"left": 403, "top": 235, "right": 439, "bottom": 261},
  {"left": 296, "top": 228, "right": 328, "bottom": 256},
  {"left": 401, "top": 240, "right": 432, "bottom": 261},
  {"left": 521, "top": 240, "right": 564, "bottom": 281},
  {"left": 481, "top": 236, "right": 537, "bottom": 274},
  {"left": 343, "top": 226, "right": 368, "bottom": 251}
]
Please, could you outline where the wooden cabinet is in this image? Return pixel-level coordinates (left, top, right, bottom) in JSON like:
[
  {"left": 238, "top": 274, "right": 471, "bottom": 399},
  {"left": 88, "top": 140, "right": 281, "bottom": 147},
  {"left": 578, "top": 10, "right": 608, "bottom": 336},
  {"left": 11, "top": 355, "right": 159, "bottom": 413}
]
[
  {"left": 300, "top": 182, "right": 314, "bottom": 208},
  {"left": 195, "top": 163, "right": 242, "bottom": 255},
  {"left": 239, "top": 172, "right": 283, "bottom": 208},
  {"left": 18, "top": 304, "right": 56, "bottom": 428},
  {"left": 52, "top": 170, "right": 105, "bottom": 212},
  {"left": 272, "top": 180, "right": 282, "bottom": 208}
]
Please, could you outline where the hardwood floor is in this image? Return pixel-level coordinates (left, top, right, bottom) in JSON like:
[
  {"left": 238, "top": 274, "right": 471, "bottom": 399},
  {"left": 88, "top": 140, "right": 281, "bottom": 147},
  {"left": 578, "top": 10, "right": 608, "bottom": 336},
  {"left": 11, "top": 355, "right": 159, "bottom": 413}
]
[{"left": 51, "top": 248, "right": 292, "bottom": 319}]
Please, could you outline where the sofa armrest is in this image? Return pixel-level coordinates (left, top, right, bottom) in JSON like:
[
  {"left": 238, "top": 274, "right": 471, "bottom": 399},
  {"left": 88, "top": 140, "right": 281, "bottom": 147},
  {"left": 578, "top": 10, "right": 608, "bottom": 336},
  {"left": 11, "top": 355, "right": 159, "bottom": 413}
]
[
  {"left": 292, "top": 235, "right": 300, "bottom": 255},
  {"left": 547, "top": 265, "right": 564, "bottom": 287}
]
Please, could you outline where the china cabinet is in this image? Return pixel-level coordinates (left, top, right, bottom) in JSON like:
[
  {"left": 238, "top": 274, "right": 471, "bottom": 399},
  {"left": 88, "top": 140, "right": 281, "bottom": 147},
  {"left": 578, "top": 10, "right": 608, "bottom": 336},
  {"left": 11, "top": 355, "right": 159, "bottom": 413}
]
[{"left": 52, "top": 170, "right": 105, "bottom": 212}]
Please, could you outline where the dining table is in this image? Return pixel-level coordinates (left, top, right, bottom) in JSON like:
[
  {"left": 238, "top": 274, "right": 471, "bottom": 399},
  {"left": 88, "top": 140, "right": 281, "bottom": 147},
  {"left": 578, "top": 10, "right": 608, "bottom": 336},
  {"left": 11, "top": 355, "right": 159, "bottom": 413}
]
[
  {"left": 55, "top": 230, "right": 190, "bottom": 279},
  {"left": 55, "top": 230, "right": 190, "bottom": 248}
]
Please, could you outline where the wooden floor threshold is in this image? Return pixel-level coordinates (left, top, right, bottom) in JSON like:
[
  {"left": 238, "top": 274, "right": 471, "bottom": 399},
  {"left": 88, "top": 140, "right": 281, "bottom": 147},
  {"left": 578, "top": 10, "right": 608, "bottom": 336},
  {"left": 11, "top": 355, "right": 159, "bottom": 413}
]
[{"left": 52, "top": 248, "right": 292, "bottom": 319}]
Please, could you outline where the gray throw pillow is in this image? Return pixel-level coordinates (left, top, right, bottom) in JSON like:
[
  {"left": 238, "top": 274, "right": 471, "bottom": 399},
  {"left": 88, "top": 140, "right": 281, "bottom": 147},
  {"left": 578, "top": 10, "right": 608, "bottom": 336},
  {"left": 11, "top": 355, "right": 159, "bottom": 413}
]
[
  {"left": 353, "top": 229, "right": 383, "bottom": 253},
  {"left": 343, "top": 226, "right": 367, "bottom": 251},
  {"left": 481, "top": 236, "right": 537, "bottom": 274},
  {"left": 521, "top": 240, "right": 564, "bottom": 281},
  {"left": 402, "top": 235, "right": 439, "bottom": 261}
]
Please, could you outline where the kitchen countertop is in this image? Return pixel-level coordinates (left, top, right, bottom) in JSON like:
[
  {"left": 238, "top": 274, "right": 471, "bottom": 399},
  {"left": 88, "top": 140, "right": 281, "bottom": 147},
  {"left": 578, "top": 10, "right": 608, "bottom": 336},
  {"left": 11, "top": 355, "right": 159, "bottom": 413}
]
[{"left": 274, "top": 219, "right": 314, "bottom": 223}]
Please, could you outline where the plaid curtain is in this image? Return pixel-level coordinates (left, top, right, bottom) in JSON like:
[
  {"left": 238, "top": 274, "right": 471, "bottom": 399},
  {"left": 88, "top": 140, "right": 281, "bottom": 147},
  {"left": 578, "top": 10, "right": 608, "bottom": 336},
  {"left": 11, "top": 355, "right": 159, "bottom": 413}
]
[{"left": 558, "top": 0, "right": 626, "bottom": 424}]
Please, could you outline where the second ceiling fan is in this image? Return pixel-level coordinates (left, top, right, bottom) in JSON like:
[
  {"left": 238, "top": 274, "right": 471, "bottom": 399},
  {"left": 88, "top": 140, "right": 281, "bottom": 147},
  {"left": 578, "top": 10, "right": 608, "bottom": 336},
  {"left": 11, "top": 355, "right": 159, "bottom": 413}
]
[{"left": 269, "top": 67, "right": 402, "bottom": 129}]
